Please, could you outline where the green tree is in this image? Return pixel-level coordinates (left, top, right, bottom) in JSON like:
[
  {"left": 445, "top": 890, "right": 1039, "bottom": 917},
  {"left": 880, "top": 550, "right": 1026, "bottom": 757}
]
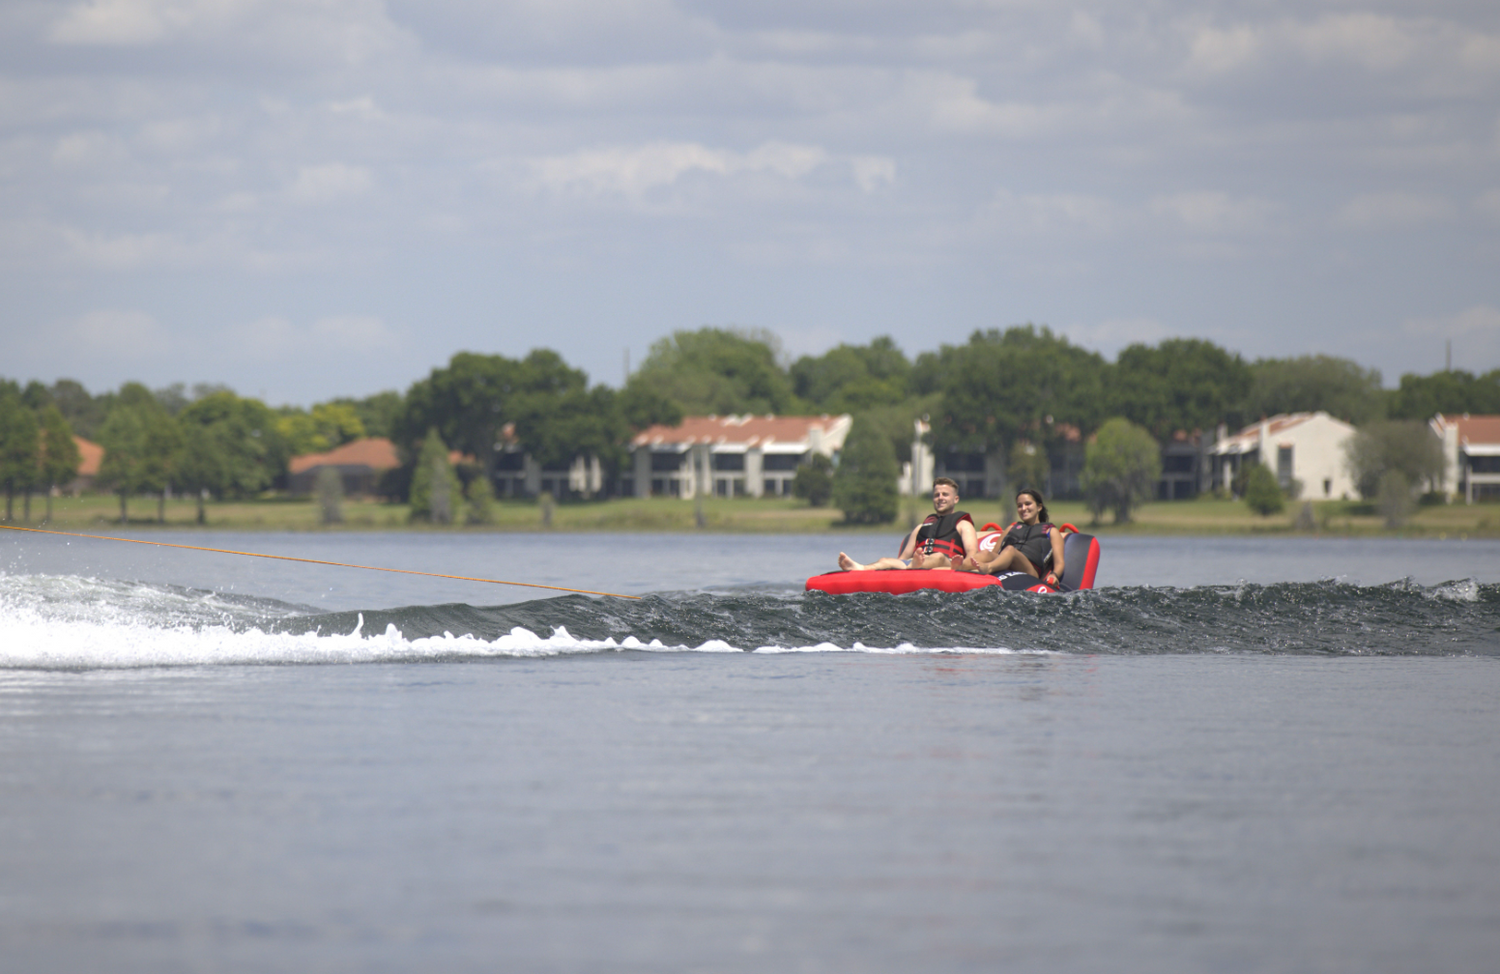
[
  {"left": 1242, "top": 463, "right": 1285, "bottom": 516},
  {"left": 1109, "top": 338, "right": 1252, "bottom": 440},
  {"left": 1248, "top": 355, "right": 1386, "bottom": 424},
  {"left": 36, "top": 405, "right": 81, "bottom": 523},
  {"left": 832, "top": 419, "right": 898, "bottom": 524},
  {"left": 508, "top": 353, "right": 627, "bottom": 491},
  {"left": 395, "top": 352, "right": 524, "bottom": 478},
  {"left": 97, "top": 383, "right": 181, "bottom": 524},
  {"left": 625, "top": 327, "right": 800, "bottom": 416},
  {"left": 852, "top": 398, "right": 939, "bottom": 471},
  {"left": 1079, "top": 417, "right": 1161, "bottom": 524},
  {"left": 790, "top": 336, "right": 912, "bottom": 413},
  {"left": 315, "top": 466, "right": 344, "bottom": 525},
  {"left": 0, "top": 387, "right": 40, "bottom": 522},
  {"left": 179, "top": 392, "right": 290, "bottom": 499},
  {"left": 617, "top": 384, "right": 683, "bottom": 431},
  {"left": 792, "top": 453, "right": 834, "bottom": 507},
  {"left": 174, "top": 421, "right": 231, "bottom": 524},
  {"left": 464, "top": 473, "right": 495, "bottom": 525},
  {"left": 277, "top": 402, "right": 367, "bottom": 456},
  {"left": 1377, "top": 470, "right": 1413, "bottom": 528},
  {"left": 1007, "top": 439, "right": 1051, "bottom": 493},
  {"left": 48, "top": 379, "right": 108, "bottom": 440},
  {"left": 1343, "top": 420, "right": 1445, "bottom": 500},
  {"left": 930, "top": 325, "right": 1109, "bottom": 460},
  {"left": 329, "top": 391, "right": 403, "bottom": 439},
  {"left": 1387, "top": 369, "right": 1500, "bottom": 420},
  {"left": 410, "top": 428, "right": 462, "bottom": 524}
]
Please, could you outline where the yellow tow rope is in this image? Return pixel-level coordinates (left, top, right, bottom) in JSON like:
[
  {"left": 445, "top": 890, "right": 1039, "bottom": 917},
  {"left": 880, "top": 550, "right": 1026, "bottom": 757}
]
[{"left": 0, "top": 523, "right": 640, "bottom": 600}]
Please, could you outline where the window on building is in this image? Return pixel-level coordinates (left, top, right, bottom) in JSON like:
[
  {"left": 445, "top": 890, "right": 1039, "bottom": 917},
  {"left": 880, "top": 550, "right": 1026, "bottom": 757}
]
[
  {"left": 713, "top": 453, "right": 745, "bottom": 472},
  {"left": 1163, "top": 455, "right": 1196, "bottom": 473},
  {"left": 1470, "top": 456, "right": 1500, "bottom": 473},
  {"left": 1277, "top": 445, "right": 1294, "bottom": 488},
  {"left": 651, "top": 452, "right": 684, "bottom": 473},
  {"left": 762, "top": 453, "right": 804, "bottom": 471}
]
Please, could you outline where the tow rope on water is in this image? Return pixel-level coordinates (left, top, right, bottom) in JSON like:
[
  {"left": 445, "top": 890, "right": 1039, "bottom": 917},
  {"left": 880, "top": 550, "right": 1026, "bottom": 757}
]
[{"left": 0, "top": 523, "right": 641, "bottom": 600}]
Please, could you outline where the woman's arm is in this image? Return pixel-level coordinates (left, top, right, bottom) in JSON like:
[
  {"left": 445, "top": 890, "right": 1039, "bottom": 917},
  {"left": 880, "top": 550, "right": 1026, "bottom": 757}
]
[{"left": 1045, "top": 528, "right": 1066, "bottom": 585}]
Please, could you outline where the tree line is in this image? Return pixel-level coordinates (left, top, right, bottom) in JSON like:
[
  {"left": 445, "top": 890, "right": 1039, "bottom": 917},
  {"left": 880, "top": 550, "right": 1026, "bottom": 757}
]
[{"left": 3, "top": 326, "right": 1495, "bottom": 524}]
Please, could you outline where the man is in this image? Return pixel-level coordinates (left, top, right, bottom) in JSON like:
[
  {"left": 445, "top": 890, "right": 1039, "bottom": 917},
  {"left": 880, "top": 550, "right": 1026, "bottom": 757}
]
[{"left": 837, "top": 478, "right": 979, "bottom": 572}]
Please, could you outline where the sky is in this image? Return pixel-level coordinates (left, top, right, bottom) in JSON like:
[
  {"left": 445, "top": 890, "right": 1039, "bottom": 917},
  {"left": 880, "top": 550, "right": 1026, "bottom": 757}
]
[{"left": 2, "top": 0, "right": 1498, "bottom": 407}]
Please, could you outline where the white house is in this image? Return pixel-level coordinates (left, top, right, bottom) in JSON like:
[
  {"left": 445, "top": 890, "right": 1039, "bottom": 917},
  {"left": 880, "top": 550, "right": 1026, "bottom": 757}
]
[
  {"left": 1210, "top": 411, "right": 1357, "bottom": 500},
  {"left": 1430, "top": 414, "right": 1500, "bottom": 503},
  {"left": 627, "top": 414, "right": 852, "bottom": 498},
  {"left": 901, "top": 418, "right": 935, "bottom": 497}
]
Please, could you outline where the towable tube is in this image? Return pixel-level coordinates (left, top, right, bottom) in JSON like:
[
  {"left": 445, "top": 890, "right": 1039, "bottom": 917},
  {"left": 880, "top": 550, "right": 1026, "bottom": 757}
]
[{"left": 806, "top": 530, "right": 1101, "bottom": 595}]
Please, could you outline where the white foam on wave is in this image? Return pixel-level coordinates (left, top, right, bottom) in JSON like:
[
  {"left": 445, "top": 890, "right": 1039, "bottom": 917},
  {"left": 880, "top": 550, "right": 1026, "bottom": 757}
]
[
  {"left": 0, "top": 573, "right": 1043, "bottom": 668},
  {"left": 0, "top": 610, "right": 1039, "bottom": 668}
]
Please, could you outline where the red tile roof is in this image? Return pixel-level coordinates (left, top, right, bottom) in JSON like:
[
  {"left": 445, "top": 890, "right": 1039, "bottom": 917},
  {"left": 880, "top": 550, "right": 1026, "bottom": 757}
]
[
  {"left": 74, "top": 436, "right": 101, "bottom": 476},
  {"left": 1437, "top": 414, "right": 1500, "bottom": 446},
  {"left": 289, "top": 437, "right": 401, "bottom": 475}
]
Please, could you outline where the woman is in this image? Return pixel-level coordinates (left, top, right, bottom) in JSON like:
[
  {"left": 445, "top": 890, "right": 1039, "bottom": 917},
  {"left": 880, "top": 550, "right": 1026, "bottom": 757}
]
[{"left": 972, "top": 488, "right": 1065, "bottom": 587}]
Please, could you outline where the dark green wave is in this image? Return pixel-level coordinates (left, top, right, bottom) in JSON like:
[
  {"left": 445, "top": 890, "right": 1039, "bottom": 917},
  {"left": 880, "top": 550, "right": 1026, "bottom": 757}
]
[{"left": 268, "top": 580, "right": 1500, "bottom": 657}]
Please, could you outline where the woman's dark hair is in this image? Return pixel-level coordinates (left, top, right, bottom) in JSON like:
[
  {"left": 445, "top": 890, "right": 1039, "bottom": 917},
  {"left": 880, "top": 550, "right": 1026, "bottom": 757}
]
[{"left": 1016, "top": 488, "right": 1050, "bottom": 524}]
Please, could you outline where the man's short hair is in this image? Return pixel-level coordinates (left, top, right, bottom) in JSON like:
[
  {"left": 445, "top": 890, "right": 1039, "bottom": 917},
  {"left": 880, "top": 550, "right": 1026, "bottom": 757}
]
[{"left": 933, "top": 477, "right": 959, "bottom": 493}]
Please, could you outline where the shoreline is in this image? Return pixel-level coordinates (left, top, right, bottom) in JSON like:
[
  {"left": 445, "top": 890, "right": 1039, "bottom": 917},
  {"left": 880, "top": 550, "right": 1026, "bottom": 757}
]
[{"left": 3, "top": 494, "right": 1497, "bottom": 539}]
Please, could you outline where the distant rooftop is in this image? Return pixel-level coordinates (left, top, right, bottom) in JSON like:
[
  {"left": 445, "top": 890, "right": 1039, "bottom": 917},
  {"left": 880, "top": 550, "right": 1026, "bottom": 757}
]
[
  {"left": 631, "top": 414, "right": 851, "bottom": 451},
  {"left": 289, "top": 437, "right": 401, "bottom": 475}
]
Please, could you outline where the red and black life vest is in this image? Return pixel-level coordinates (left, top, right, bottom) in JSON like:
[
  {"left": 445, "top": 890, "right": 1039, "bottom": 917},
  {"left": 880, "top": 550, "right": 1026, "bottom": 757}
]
[{"left": 915, "top": 511, "right": 973, "bottom": 560}]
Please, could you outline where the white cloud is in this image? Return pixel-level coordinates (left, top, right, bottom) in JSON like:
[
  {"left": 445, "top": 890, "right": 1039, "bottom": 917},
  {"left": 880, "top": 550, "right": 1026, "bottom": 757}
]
[
  {"left": 227, "top": 314, "right": 401, "bottom": 362},
  {"left": 60, "top": 226, "right": 198, "bottom": 269},
  {"left": 1477, "top": 189, "right": 1500, "bottom": 220},
  {"left": 982, "top": 190, "right": 1116, "bottom": 236},
  {"left": 529, "top": 141, "right": 835, "bottom": 199},
  {"left": 66, "top": 309, "right": 173, "bottom": 358},
  {"left": 1065, "top": 317, "right": 1173, "bottom": 355},
  {"left": 310, "top": 314, "right": 400, "bottom": 349},
  {"left": 1180, "top": 12, "right": 1500, "bottom": 93},
  {"left": 1336, "top": 192, "right": 1453, "bottom": 229},
  {"left": 1285, "top": 13, "right": 1420, "bottom": 72},
  {"left": 851, "top": 155, "right": 896, "bottom": 193},
  {"left": 51, "top": 130, "right": 127, "bottom": 168},
  {"left": 49, "top": 0, "right": 408, "bottom": 68},
  {"left": 1150, "top": 191, "right": 1275, "bottom": 234},
  {"left": 1402, "top": 305, "right": 1500, "bottom": 370},
  {"left": 1186, "top": 23, "right": 1261, "bottom": 75},
  {"left": 288, "top": 163, "right": 375, "bottom": 204}
]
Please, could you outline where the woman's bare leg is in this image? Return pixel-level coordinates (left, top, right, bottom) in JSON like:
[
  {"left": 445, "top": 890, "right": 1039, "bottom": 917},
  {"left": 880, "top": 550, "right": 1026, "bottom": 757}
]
[
  {"left": 974, "top": 547, "right": 1038, "bottom": 576},
  {"left": 838, "top": 553, "right": 909, "bottom": 571}
]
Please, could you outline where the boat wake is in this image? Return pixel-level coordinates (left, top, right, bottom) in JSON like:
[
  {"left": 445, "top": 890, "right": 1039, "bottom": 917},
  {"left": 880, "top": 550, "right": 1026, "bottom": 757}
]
[{"left": 2, "top": 571, "right": 1495, "bottom": 669}]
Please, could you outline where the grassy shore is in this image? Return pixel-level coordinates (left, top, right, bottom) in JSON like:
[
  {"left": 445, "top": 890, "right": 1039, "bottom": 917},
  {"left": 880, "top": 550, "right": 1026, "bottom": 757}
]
[{"left": 3, "top": 492, "right": 1498, "bottom": 538}]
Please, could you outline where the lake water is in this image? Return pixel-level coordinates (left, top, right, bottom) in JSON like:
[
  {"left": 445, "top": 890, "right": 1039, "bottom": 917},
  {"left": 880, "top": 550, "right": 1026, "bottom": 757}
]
[{"left": 3, "top": 530, "right": 1500, "bottom": 972}]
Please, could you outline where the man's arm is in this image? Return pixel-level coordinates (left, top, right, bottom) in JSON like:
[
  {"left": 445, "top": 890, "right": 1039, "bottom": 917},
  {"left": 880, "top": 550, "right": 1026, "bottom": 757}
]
[{"left": 956, "top": 520, "right": 980, "bottom": 566}]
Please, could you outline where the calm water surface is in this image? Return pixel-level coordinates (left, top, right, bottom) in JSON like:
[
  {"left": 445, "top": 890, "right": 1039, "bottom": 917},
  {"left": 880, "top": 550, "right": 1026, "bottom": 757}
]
[{"left": 3, "top": 531, "right": 1499, "bottom": 972}]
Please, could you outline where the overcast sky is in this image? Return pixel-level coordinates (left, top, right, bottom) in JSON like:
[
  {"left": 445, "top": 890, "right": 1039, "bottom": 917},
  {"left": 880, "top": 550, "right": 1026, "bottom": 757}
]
[{"left": 3, "top": 0, "right": 1498, "bottom": 406}]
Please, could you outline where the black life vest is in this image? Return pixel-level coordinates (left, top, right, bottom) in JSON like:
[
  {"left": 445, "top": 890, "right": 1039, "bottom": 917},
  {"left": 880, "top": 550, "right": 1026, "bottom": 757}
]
[
  {"left": 915, "top": 511, "right": 973, "bottom": 560},
  {"left": 1001, "top": 521, "right": 1054, "bottom": 574}
]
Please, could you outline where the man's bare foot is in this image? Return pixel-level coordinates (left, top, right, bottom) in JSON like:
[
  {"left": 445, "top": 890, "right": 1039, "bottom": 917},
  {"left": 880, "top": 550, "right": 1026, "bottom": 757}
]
[{"left": 838, "top": 552, "right": 867, "bottom": 572}]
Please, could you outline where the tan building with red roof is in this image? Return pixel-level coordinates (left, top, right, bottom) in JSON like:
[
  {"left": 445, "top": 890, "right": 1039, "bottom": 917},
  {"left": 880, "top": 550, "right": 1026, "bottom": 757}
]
[
  {"left": 64, "top": 435, "right": 103, "bottom": 494},
  {"left": 288, "top": 437, "right": 402, "bottom": 497},
  {"left": 628, "top": 414, "right": 852, "bottom": 498},
  {"left": 1210, "top": 411, "right": 1358, "bottom": 500},
  {"left": 1430, "top": 414, "right": 1500, "bottom": 503}
]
